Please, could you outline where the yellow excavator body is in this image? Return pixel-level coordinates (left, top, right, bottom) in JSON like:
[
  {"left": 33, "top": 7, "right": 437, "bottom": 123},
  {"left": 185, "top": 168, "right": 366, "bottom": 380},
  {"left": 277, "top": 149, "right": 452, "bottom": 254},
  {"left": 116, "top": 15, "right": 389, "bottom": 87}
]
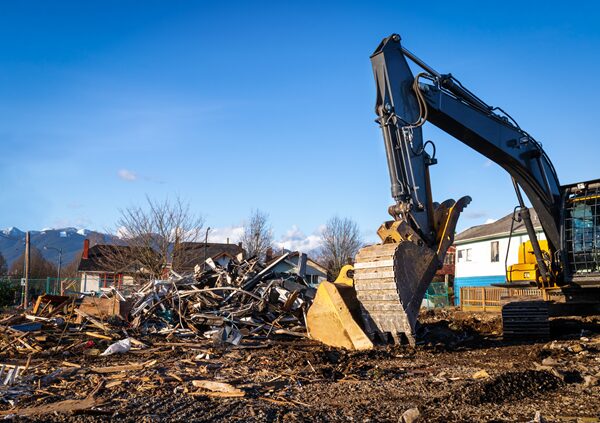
[{"left": 506, "top": 240, "right": 551, "bottom": 285}]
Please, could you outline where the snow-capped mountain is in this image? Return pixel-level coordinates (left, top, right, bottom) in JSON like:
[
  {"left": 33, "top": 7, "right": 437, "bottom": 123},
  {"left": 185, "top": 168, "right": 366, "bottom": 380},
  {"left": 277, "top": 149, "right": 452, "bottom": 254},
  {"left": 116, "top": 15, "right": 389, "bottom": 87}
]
[{"left": 0, "top": 227, "right": 117, "bottom": 270}]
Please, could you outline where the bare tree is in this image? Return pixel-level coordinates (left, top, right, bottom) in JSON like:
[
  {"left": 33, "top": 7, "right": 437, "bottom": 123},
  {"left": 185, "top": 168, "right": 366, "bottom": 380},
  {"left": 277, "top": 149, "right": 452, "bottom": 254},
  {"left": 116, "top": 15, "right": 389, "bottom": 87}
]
[
  {"left": 9, "top": 247, "right": 57, "bottom": 279},
  {"left": 240, "top": 209, "right": 273, "bottom": 260},
  {"left": 101, "top": 197, "right": 205, "bottom": 279},
  {"left": 60, "top": 253, "right": 82, "bottom": 278},
  {"left": 319, "top": 216, "right": 363, "bottom": 279}
]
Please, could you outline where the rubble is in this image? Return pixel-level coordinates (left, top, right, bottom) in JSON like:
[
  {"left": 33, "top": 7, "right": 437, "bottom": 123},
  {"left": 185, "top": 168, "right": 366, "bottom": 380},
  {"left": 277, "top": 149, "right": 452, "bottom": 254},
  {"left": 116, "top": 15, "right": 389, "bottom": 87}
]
[
  {"left": 471, "top": 369, "right": 490, "bottom": 379},
  {"left": 126, "top": 255, "right": 315, "bottom": 343},
  {"left": 401, "top": 407, "right": 420, "bottom": 423},
  {"left": 0, "top": 255, "right": 315, "bottom": 360},
  {"left": 0, "top": 280, "right": 597, "bottom": 421},
  {"left": 0, "top": 254, "right": 320, "bottom": 413}
]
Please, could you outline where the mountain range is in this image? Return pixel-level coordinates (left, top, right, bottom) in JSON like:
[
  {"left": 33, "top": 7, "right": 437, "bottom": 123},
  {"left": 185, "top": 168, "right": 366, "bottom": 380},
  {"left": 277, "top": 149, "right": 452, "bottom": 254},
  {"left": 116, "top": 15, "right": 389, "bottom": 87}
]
[{"left": 0, "top": 227, "right": 117, "bottom": 271}]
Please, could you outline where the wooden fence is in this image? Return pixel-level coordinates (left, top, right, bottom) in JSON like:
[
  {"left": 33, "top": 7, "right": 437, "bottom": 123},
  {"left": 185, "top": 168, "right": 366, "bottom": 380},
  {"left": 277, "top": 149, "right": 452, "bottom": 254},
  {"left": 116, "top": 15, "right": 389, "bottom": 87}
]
[{"left": 460, "top": 286, "right": 543, "bottom": 312}]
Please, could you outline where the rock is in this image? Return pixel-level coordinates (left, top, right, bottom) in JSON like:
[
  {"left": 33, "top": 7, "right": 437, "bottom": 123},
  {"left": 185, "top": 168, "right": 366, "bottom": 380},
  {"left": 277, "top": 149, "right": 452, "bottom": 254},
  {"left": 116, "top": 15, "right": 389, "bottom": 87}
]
[
  {"left": 401, "top": 407, "right": 420, "bottom": 423},
  {"left": 569, "top": 344, "right": 584, "bottom": 353},
  {"left": 541, "top": 357, "right": 559, "bottom": 366},
  {"left": 533, "top": 363, "right": 552, "bottom": 371},
  {"left": 472, "top": 370, "right": 490, "bottom": 379},
  {"left": 530, "top": 410, "right": 546, "bottom": 423},
  {"left": 584, "top": 375, "right": 598, "bottom": 387}
]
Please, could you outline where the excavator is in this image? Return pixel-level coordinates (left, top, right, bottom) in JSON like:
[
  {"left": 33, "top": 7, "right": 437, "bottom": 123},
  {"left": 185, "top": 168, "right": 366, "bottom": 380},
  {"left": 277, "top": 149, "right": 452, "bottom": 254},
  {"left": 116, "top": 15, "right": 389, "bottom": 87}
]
[{"left": 306, "top": 34, "right": 600, "bottom": 350}]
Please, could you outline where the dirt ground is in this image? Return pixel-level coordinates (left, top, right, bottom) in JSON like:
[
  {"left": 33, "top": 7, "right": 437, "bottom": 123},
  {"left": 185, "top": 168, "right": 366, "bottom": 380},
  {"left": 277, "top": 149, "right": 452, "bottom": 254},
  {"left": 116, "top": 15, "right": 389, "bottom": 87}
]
[{"left": 2, "top": 309, "right": 599, "bottom": 422}]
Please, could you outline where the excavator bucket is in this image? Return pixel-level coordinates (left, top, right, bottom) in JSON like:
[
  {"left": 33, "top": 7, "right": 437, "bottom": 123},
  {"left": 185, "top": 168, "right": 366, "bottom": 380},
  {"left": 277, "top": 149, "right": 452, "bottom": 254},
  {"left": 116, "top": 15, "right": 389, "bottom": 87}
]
[
  {"left": 307, "top": 197, "right": 470, "bottom": 349},
  {"left": 306, "top": 266, "right": 374, "bottom": 350},
  {"left": 354, "top": 196, "right": 471, "bottom": 345}
]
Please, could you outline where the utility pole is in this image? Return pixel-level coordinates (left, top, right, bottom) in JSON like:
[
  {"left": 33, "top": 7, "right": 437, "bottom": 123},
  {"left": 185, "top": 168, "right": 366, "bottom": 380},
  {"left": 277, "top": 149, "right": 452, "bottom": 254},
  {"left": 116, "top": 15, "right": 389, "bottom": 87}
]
[
  {"left": 23, "top": 231, "right": 30, "bottom": 308},
  {"left": 57, "top": 249, "right": 62, "bottom": 284}
]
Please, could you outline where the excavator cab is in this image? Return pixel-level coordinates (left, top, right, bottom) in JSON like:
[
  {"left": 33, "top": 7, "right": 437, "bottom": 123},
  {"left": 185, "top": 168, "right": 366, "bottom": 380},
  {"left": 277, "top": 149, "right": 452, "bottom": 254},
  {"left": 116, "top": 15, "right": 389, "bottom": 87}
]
[{"left": 563, "top": 180, "right": 600, "bottom": 287}]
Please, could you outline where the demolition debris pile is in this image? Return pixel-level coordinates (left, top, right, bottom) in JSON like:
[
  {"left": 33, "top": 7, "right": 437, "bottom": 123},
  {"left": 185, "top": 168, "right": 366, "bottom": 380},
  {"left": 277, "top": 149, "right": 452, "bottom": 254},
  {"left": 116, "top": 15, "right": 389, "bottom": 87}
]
[
  {"left": 0, "top": 252, "right": 316, "bottom": 359},
  {"left": 129, "top": 253, "right": 315, "bottom": 344}
]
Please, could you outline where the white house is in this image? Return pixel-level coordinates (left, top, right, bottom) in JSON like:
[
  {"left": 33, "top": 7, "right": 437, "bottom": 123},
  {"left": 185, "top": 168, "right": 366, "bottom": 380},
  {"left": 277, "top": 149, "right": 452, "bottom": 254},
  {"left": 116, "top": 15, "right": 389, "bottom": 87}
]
[{"left": 453, "top": 210, "right": 545, "bottom": 305}]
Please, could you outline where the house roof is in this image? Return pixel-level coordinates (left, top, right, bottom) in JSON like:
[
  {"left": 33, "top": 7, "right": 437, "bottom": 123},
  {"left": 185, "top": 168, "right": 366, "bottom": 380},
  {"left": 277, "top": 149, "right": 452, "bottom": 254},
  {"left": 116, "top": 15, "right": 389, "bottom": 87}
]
[
  {"left": 266, "top": 251, "right": 327, "bottom": 274},
  {"left": 78, "top": 244, "right": 155, "bottom": 273},
  {"left": 174, "top": 242, "right": 244, "bottom": 272},
  {"left": 455, "top": 209, "right": 542, "bottom": 244}
]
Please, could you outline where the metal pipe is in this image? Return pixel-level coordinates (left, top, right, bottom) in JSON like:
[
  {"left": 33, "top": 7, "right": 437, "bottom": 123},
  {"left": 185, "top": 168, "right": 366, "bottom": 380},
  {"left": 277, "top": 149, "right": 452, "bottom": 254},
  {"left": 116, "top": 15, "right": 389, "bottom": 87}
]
[
  {"left": 438, "top": 76, "right": 492, "bottom": 113},
  {"left": 402, "top": 45, "right": 490, "bottom": 113},
  {"left": 401, "top": 46, "right": 441, "bottom": 79},
  {"left": 379, "top": 118, "right": 404, "bottom": 202},
  {"left": 23, "top": 232, "right": 30, "bottom": 308}
]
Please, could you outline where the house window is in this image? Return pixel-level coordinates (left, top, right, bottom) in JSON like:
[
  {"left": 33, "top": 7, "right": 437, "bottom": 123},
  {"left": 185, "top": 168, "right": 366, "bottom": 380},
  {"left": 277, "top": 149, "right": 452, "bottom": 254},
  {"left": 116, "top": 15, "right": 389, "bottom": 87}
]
[
  {"left": 491, "top": 241, "right": 500, "bottom": 262},
  {"left": 100, "top": 273, "right": 122, "bottom": 288},
  {"left": 444, "top": 253, "right": 454, "bottom": 265},
  {"left": 457, "top": 249, "right": 471, "bottom": 263}
]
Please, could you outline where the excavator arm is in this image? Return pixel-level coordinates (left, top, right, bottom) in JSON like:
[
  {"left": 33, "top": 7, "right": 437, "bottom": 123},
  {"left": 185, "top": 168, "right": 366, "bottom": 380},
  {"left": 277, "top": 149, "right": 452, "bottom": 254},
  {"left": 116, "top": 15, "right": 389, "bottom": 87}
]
[{"left": 371, "top": 33, "right": 562, "bottom": 252}]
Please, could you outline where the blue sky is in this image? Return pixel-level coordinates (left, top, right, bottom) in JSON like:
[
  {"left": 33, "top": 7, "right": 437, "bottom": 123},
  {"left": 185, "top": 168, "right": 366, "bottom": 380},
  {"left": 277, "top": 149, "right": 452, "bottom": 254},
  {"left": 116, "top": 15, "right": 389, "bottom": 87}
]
[{"left": 1, "top": 1, "right": 599, "bottom": 249}]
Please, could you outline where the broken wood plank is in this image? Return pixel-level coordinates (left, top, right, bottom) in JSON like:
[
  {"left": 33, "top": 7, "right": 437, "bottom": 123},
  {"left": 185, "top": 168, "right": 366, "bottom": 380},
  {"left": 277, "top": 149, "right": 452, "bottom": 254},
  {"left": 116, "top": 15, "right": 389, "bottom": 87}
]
[
  {"left": 0, "top": 396, "right": 100, "bottom": 416},
  {"left": 189, "top": 390, "right": 245, "bottom": 398},
  {"left": 74, "top": 309, "right": 110, "bottom": 332},
  {"left": 60, "top": 361, "right": 81, "bottom": 368},
  {"left": 85, "top": 332, "right": 113, "bottom": 340},
  {"left": 191, "top": 380, "right": 244, "bottom": 397}
]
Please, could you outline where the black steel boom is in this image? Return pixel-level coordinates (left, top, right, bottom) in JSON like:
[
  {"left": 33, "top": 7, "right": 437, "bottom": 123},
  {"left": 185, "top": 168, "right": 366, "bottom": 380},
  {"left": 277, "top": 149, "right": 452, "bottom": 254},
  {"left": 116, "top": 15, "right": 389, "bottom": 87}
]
[{"left": 371, "top": 34, "right": 562, "bottom": 252}]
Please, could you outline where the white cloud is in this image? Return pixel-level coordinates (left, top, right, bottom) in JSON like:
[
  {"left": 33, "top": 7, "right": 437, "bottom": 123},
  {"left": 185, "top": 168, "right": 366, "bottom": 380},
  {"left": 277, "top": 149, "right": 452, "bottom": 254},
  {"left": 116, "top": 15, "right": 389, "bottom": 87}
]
[
  {"left": 204, "top": 224, "right": 324, "bottom": 254},
  {"left": 207, "top": 225, "right": 244, "bottom": 243},
  {"left": 274, "top": 225, "right": 323, "bottom": 253},
  {"left": 484, "top": 218, "right": 497, "bottom": 224},
  {"left": 483, "top": 159, "right": 493, "bottom": 167},
  {"left": 117, "top": 169, "right": 137, "bottom": 181}
]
